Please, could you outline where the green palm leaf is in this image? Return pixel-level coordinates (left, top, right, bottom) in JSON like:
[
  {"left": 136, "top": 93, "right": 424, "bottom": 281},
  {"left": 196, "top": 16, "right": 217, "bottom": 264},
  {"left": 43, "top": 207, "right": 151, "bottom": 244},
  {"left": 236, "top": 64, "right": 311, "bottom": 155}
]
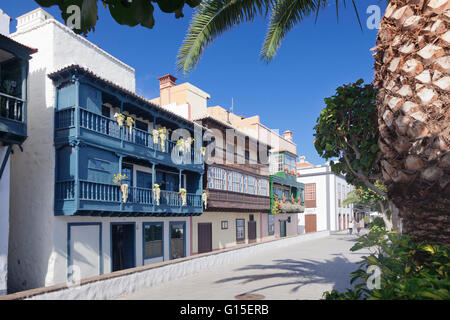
[
  {"left": 177, "top": 0, "right": 272, "bottom": 75},
  {"left": 260, "top": 0, "right": 326, "bottom": 63}
]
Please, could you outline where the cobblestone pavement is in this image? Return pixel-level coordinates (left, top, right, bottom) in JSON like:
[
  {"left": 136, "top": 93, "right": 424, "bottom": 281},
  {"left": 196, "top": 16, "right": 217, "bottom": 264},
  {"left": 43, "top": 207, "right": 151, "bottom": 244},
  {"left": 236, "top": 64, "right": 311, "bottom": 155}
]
[{"left": 120, "top": 232, "right": 370, "bottom": 300}]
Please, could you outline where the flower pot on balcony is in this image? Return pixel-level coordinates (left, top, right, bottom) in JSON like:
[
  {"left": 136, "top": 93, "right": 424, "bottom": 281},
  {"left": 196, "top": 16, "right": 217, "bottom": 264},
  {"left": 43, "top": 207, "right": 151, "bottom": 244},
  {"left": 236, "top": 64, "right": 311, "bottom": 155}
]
[
  {"left": 153, "top": 184, "right": 160, "bottom": 205},
  {"left": 126, "top": 117, "right": 134, "bottom": 135},
  {"left": 114, "top": 113, "right": 125, "bottom": 128},
  {"left": 152, "top": 129, "right": 159, "bottom": 145},
  {"left": 179, "top": 188, "right": 187, "bottom": 206},
  {"left": 202, "top": 190, "right": 208, "bottom": 209},
  {"left": 120, "top": 183, "right": 129, "bottom": 203}
]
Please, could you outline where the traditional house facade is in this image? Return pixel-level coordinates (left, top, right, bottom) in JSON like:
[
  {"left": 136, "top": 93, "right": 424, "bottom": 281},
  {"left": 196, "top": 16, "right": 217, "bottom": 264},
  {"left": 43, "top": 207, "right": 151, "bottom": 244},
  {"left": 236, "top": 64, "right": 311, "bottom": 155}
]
[
  {"left": 0, "top": 9, "right": 36, "bottom": 295},
  {"left": 296, "top": 157, "right": 354, "bottom": 232},
  {"left": 8, "top": 9, "right": 204, "bottom": 293},
  {"left": 149, "top": 76, "right": 272, "bottom": 253}
]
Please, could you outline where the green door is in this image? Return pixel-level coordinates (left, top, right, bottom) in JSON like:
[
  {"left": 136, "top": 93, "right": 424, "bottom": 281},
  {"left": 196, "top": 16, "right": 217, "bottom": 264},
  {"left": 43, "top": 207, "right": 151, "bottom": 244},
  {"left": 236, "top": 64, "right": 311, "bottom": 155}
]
[{"left": 280, "top": 220, "right": 287, "bottom": 238}]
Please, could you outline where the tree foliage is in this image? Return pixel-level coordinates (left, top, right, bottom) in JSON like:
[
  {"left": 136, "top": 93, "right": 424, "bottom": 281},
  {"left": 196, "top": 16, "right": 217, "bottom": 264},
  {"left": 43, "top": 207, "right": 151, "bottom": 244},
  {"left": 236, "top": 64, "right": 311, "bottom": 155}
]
[
  {"left": 323, "top": 225, "right": 450, "bottom": 300},
  {"left": 314, "top": 79, "right": 385, "bottom": 197},
  {"left": 35, "top": 0, "right": 202, "bottom": 35},
  {"left": 177, "top": 0, "right": 364, "bottom": 74},
  {"left": 343, "top": 182, "right": 387, "bottom": 212}
]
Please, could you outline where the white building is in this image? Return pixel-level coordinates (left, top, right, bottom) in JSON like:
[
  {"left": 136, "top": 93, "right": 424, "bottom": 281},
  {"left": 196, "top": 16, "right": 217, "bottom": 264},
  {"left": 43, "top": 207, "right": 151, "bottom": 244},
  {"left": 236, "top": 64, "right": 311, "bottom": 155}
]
[
  {"left": 297, "top": 157, "right": 354, "bottom": 232},
  {"left": 0, "top": 9, "right": 36, "bottom": 295},
  {"left": 7, "top": 8, "right": 202, "bottom": 293}
]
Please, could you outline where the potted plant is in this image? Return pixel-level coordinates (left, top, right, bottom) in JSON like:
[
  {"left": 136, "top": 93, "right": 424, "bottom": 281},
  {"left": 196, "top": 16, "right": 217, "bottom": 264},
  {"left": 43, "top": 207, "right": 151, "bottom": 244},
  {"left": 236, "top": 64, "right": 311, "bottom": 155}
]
[
  {"left": 201, "top": 146, "right": 206, "bottom": 157},
  {"left": 202, "top": 190, "right": 208, "bottom": 209},
  {"left": 285, "top": 167, "right": 289, "bottom": 174},
  {"left": 126, "top": 116, "right": 135, "bottom": 134},
  {"left": 113, "top": 173, "right": 129, "bottom": 203},
  {"left": 179, "top": 188, "right": 187, "bottom": 206},
  {"left": 152, "top": 129, "right": 159, "bottom": 145},
  {"left": 153, "top": 183, "right": 160, "bottom": 205},
  {"left": 291, "top": 170, "right": 295, "bottom": 176},
  {"left": 159, "top": 127, "right": 167, "bottom": 152},
  {"left": 185, "top": 137, "right": 194, "bottom": 154},
  {"left": 114, "top": 113, "right": 125, "bottom": 127},
  {"left": 297, "top": 172, "right": 301, "bottom": 177},
  {"left": 176, "top": 138, "right": 185, "bottom": 154}
]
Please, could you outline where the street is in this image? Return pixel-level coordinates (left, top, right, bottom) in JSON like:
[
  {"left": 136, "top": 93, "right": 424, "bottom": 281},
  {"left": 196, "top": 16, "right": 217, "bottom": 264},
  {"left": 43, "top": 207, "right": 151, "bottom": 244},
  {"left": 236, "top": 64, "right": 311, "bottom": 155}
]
[{"left": 119, "top": 232, "right": 370, "bottom": 300}]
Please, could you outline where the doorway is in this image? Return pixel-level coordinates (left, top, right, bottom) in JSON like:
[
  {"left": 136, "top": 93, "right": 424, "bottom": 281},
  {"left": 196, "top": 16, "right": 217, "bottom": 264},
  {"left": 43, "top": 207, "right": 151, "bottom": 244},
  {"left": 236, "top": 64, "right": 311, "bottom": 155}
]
[
  {"left": 198, "top": 223, "right": 212, "bottom": 254},
  {"left": 170, "top": 222, "right": 186, "bottom": 260},
  {"left": 248, "top": 220, "right": 257, "bottom": 243},
  {"left": 111, "top": 223, "right": 136, "bottom": 272}
]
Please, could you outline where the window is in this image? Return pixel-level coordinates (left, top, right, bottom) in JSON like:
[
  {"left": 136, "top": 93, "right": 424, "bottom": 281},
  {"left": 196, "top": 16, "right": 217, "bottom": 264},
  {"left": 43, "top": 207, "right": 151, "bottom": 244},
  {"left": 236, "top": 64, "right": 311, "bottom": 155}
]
[
  {"left": 270, "top": 153, "right": 284, "bottom": 174},
  {"left": 247, "top": 176, "right": 257, "bottom": 195},
  {"left": 243, "top": 175, "right": 248, "bottom": 193},
  {"left": 210, "top": 167, "right": 227, "bottom": 190},
  {"left": 305, "top": 183, "right": 316, "bottom": 200},
  {"left": 273, "top": 186, "right": 282, "bottom": 198},
  {"left": 285, "top": 153, "right": 296, "bottom": 173},
  {"left": 143, "top": 222, "right": 163, "bottom": 259},
  {"left": 304, "top": 183, "right": 316, "bottom": 208},
  {"left": 236, "top": 219, "right": 245, "bottom": 243},
  {"left": 135, "top": 120, "right": 148, "bottom": 132},
  {"left": 227, "top": 171, "right": 232, "bottom": 191},
  {"left": 258, "top": 179, "right": 269, "bottom": 197},
  {"left": 232, "top": 171, "right": 242, "bottom": 193},
  {"left": 101, "top": 105, "right": 110, "bottom": 118},
  {"left": 221, "top": 221, "right": 228, "bottom": 230}
]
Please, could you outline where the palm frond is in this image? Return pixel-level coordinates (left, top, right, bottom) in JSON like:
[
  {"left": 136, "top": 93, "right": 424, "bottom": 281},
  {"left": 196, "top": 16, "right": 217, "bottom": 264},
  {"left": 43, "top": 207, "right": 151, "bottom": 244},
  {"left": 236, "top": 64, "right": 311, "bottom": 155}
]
[
  {"left": 260, "top": 0, "right": 364, "bottom": 63},
  {"left": 260, "top": 0, "right": 326, "bottom": 63},
  {"left": 177, "top": 0, "right": 272, "bottom": 75}
]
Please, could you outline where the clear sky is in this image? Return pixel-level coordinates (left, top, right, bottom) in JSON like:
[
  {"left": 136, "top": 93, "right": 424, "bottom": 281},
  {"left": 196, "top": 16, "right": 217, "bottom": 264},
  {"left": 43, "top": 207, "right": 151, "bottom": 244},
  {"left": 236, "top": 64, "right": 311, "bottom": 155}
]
[{"left": 3, "top": 0, "right": 386, "bottom": 165}]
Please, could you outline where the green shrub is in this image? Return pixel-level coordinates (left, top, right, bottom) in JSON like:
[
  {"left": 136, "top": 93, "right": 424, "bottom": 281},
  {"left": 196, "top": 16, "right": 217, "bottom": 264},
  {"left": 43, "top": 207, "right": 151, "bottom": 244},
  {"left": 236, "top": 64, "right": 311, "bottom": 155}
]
[
  {"left": 369, "top": 217, "right": 385, "bottom": 229},
  {"left": 323, "top": 226, "right": 450, "bottom": 300}
]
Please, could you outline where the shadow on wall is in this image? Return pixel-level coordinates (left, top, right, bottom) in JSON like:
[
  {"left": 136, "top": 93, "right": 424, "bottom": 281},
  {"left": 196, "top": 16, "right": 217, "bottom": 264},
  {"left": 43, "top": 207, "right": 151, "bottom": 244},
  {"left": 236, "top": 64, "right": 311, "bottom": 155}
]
[{"left": 7, "top": 67, "right": 56, "bottom": 293}]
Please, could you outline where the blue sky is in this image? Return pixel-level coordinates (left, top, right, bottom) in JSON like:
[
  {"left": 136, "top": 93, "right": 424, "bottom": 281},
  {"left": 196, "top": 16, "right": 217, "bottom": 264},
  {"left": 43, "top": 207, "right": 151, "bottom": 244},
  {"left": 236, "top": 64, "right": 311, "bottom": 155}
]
[{"left": 4, "top": 0, "right": 386, "bottom": 165}]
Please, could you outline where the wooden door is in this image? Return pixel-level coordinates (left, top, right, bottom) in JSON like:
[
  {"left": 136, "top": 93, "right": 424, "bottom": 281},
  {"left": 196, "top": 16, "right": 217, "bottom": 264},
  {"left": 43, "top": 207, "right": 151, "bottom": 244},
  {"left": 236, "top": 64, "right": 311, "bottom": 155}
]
[
  {"left": 339, "top": 214, "right": 342, "bottom": 231},
  {"left": 248, "top": 221, "right": 257, "bottom": 243},
  {"left": 305, "top": 214, "right": 317, "bottom": 233},
  {"left": 280, "top": 221, "right": 287, "bottom": 237},
  {"left": 198, "top": 223, "right": 212, "bottom": 254}
]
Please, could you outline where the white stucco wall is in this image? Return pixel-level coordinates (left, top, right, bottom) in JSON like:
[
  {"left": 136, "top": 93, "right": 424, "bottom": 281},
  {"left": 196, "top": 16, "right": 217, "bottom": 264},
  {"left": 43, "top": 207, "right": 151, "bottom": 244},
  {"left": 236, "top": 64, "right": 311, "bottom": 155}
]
[
  {"left": 20, "top": 230, "right": 330, "bottom": 300},
  {"left": 0, "top": 146, "right": 10, "bottom": 295},
  {"left": 297, "top": 164, "right": 354, "bottom": 232},
  {"left": 7, "top": 9, "right": 137, "bottom": 293},
  {"left": 0, "top": 9, "right": 10, "bottom": 36}
]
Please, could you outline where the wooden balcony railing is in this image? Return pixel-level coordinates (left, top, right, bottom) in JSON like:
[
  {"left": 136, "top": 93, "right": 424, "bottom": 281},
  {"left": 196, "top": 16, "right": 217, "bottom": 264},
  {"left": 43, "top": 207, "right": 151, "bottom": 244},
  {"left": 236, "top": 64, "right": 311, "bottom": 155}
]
[
  {"left": 0, "top": 92, "right": 24, "bottom": 123},
  {"left": 55, "top": 108, "right": 202, "bottom": 164},
  {"left": 56, "top": 180, "right": 202, "bottom": 211}
]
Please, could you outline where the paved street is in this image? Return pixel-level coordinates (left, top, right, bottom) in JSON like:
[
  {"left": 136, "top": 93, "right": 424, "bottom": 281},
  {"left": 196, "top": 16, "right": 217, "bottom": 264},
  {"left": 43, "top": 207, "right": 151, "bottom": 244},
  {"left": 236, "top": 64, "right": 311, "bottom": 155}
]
[{"left": 119, "top": 232, "right": 370, "bottom": 300}]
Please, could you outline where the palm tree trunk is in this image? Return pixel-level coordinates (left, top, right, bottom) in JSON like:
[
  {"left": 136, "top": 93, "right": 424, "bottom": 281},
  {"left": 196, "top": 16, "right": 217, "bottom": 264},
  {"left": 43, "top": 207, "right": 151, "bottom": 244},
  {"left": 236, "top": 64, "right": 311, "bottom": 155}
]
[{"left": 374, "top": 0, "right": 450, "bottom": 246}]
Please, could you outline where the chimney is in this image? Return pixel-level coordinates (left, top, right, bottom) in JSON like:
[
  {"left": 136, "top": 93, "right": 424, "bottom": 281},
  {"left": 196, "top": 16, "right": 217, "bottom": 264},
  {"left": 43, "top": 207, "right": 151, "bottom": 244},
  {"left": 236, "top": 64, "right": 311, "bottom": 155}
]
[
  {"left": 0, "top": 9, "right": 11, "bottom": 36},
  {"left": 283, "top": 130, "right": 293, "bottom": 142},
  {"left": 16, "top": 8, "right": 54, "bottom": 33},
  {"left": 158, "top": 74, "right": 177, "bottom": 106},
  {"left": 299, "top": 156, "right": 306, "bottom": 163}
]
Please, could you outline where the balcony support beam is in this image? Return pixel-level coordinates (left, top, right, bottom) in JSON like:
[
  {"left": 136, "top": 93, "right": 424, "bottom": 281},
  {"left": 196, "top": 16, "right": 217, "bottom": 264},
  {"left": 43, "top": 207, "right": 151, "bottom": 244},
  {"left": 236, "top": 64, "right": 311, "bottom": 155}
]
[{"left": 0, "top": 144, "right": 12, "bottom": 181}]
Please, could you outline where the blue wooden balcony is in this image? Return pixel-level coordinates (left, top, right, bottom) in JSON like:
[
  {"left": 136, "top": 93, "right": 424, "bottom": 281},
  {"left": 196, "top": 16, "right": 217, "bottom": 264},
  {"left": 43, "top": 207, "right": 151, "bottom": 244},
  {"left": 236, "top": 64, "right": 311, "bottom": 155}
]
[
  {"left": 55, "top": 107, "right": 203, "bottom": 172},
  {"left": 0, "top": 90, "right": 26, "bottom": 144},
  {"left": 55, "top": 180, "right": 203, "bottom": 216}
]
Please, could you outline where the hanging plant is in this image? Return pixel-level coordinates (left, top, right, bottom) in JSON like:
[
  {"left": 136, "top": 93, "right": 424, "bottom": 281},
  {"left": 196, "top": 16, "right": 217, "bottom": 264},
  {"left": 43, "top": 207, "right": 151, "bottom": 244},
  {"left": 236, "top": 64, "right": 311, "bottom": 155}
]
[
  {"left": 185, "top": 137, "right": 194, "bottom": 154},
  {"left": 153, "top": 183, "right": 160, "bottom": 205},
  {"left": 113, "top": 174, "right": 128, "bottom": 203},
  {"left": 179, "top": 188, "right": 187, "bottom": 206},
  {"left": 291, "top": 196, "right": 295, "bottom": 203},
  {"left": 297, "top": 172, "right": 301, "bottom": 177},
  {"left": 176, "top": 138, "right": 185, "bottom": 154},
  {"left": 114, "top": 113, "right": 125, "bottom": 127},
  {"left": 159, "top": 127, "right": 167, "bottom": 152},
  {"left": 152, "top": 129, "right": 159, "bottom": 145},
  {"left": 126, "top": 116, "right": 135, "bottom": 135},
  {"left": 202, "top": 190, "right": 208, "bottom": 209},
  {"left": 285, "top": 167, "right": 289, "bottom": 174},
  {"left": 291, "top": 170, "right": 295, "bottom": 176},
  {"left": 201, "top": 146, "right": 206, "bottom": 157}
]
